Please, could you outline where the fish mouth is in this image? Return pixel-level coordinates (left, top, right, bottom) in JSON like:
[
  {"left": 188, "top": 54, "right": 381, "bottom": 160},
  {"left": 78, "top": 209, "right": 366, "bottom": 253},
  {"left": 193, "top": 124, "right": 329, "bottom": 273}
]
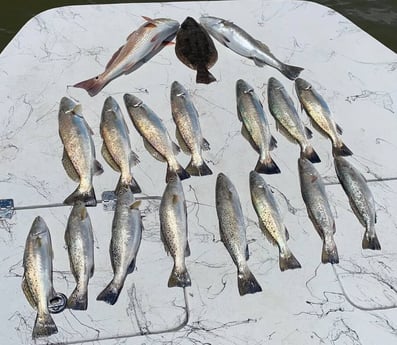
[
  {"left": 124, "top": 94, "right": 143, "bottom": 108},
  {"left": 103, "top": 96, "right": 118, "bottom": 112}
]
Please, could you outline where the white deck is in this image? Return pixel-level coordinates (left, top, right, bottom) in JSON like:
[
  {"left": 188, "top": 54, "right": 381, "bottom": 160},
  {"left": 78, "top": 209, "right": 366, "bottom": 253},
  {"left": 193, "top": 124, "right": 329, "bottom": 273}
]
[{"left": 1, "top": 1, "right": 397, "bottom": 344}]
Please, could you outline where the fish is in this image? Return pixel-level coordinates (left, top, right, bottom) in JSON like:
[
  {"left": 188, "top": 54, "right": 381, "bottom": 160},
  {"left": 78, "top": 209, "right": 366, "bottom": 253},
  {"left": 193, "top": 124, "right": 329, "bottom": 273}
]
[
  {"left": 298, "top": 158, "right": 339, "bottom": 264},
  {"left": 58, "top": 97, "right": 104, "bottom": 207},
  {"left": 170, "top": 81, "right": 212, "bottom": 176},
  {"left": 267, "top": 77, "right": 320, "bottom": 163},
  {"left": 334, "top": 156, "right": 380, "bottom": 250},
  {"left": 64, "top": 201, "right": 95, "bottom": 310},
  {"left": 215, "top": 173, "right": 262, "bottom": 295},
  {"left": 97, "top": 187, "right": 143, "bottom": 305},
  {"left": 22, "top": 216, "right": 58, "bottom": 339},
  {"left": 159, "top": 174, "right": 191, "bottom": 288},
  {"left": 295, "top": 78, "right": 353, "bottom": 157},
  {"left": 175, "top": 16, "right": 218, "bottom": 84},
  {"left": 236, "top": 79, "right": 280, "bottom": 174},
  {"left": 123, "top": 93, "right": 190, "bottom": 182},
  {"left": 199, "top": 16, "right": 303, "bottom": 80},
  {"left": 249, "top": 171, "right": 301, "bottom": 271},
  {"left": 74, "top": 17, "right": 180, "bottom": 96},
  {"left": 100, "top": 96, "right": 141, "bottom": 193}
]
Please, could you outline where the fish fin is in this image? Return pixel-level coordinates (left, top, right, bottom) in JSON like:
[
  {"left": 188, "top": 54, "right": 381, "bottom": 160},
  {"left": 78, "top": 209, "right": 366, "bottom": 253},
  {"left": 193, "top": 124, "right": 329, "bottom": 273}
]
[
  {"left": 237, "top": 267, "right": 262, "bottom": 296},
  {"left": 332, "top": 142, "right": 353, "bottom": 157},
  {"left": 73, "top": 76, "right": 106, "bottom": 97},
  {"left": 185, "top": 241, "right": 191, "bottom": 257},
  {"left": 129, "top": 150, "right": 140, "bottom": 166},
  {"left": 252, "top": 57, "right": 267, "bottom": 67},
  {"left": 258, "top": 219, "right": 277, "bottom": 246},
  {"left": 90, "top": 264, "right": 95, "bottom": 278},
  {"left": 196, "top": 65, "right": 217, "bottom": 84},
  {"left": 67, "top": 286, "right": 88, "bottom": 310},
  {"left": 186, "top": 157, "right": 213, "bottom": 176},
  {"left": 22, "top": 277, "right": 37, "bottom": 309},
  {"left": 241, "top": 125, "right": 260, "bottom": 154},
  {"left": 237, "top": 106, "right": 243, "bottom": 122},
  {"left": 255, "top": 155, "right": 281, "bottom": 174},
  {"left": 280, "top": 63, "right": 304, "bottom": 80},
  {"left": 105, "top": 45, "right": 123, "bottom": 69},
  {"left": 64, "top": 186, "right": 97, "bottom": 207},
  {"left": 142, "top": 16, "right": 157, "bottom": 26},
  {"left": 285, "top": 227, "right": 290, "bottom": 241},
  {"left": 362, "top": 229, "right": 381, "bottom": 250},
  {"left": 279, "top": 251, "right": 301, "bottom": 271},
  {"left": 93, "top": 159, "right": 104, "bottom": 176},
  {"left": 130, "top": 200, "right": 141, "bottom": 209},
  {"left": 62, "top": 149, "right": 80, "bottom": 182},
  {"left": 143, "top": 138, "right": 166, "bottom": 161},
  {"left": 336, "top": 123, "right": 343, "bottom": 135},
  {"left": 32, "top": 311, "right": 58, "bottom": 339},
  {"left": 172, "top": 141, "right": 181, "bottom": 155},
  {"left": 255, "top": 40, "right": 271, "bottom": 54},
  {"left": 160, "top": 227, "right": 170, "bottom": 255},
  {"left": 115, "top": 175, "right": 142, "bottom": 194},
  {"left": 175, "top": 127, "right": 191, "bottom": 154},
  {"left": 245, "top": 244, "right": 249, "bottom": 261},
  {"left": 302, "top": 146, "right": 321, "bottom": 163},
  {"left": 96, "top": 280, "right": 122, "bottom": 305},
  {"left": 166, "top": 163, "right": 190, "bottom": 182},
  {"left": 71, "top": 104, "right": 83, "bottom": 115},
  {"left": 101, "top": 143, "right": 120, "bottom": 172},
  {"left": 127, "top": 258, "right": 136, "bottom": 274},
  {"left": 321, "top": 238, "right": 339, "bottom": 264},
  {"left": 201, "top": 138, "right": 210, "bottom": 151},
  {"left": 269, "top": 135, "right": 277, "bottom": 150},
  {"left": 168, "top": 264, "right": 191, "bottom": 288},
  {"left": 305, "top": 126, "right": 313, "bottom": 139}
]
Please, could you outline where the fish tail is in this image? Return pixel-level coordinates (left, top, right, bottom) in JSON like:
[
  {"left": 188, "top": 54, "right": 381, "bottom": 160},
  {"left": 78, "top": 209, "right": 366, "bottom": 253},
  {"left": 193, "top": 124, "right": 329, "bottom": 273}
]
[
  {"left": 64, "top": 186, "right": 97, "bottom": 207},
  {"left": 255, "top": 155, "right": 281, "bottom": 174},
  {"left": 116, "top": 175, "right": 142, "bottom": 194},
  {"left": 196, "top": 66, "right": 216, "bottom": 84},
  {"left": 362, "top": 229, "right": 381, "bottom": 250},
  {"left": 73, "top": 76, "right": 106, "bottom": 97},
  {"left": 185, "top": 158, "right": 213, "bottom": 176},
  {"left": 321, "top": 238, "right": 339, "bottom": 264},
  {"left": 237, "top": 267, "right": 262, "bottom": 296},
  {"left": 96, "top": 280, "right": 122, "bottom": 305},
  {"left": 168, "top": 264, "right": 191, "bottom": 288},
  {"left": 302, "top": 146, "right": 321, "bottom": 163},
  {"left": 280, "top": 63, "right": 304, "bottom": 80},
  {"left": 279, "top": 251, "right": 302, "bottom": 271},
  {"left": 32, "top": 311, "right": 58, "bottom": 339},
  {"left": 67, "top": 286, "right": 88, "bottom": 310},
  {"left": 332, "top": 142, "right": 353, "bottom": 157},
  {"left": 166, "top": 163, "right": 190, "bottom": 182}
]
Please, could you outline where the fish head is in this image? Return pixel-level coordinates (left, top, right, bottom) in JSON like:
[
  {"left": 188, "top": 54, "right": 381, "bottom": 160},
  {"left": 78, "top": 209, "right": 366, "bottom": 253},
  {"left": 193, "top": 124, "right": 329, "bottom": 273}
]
[
  {"left": 123, "top": 93, "right": 144, "bottom": 109},
  {"left": 298, "top": 157, "right": 319, "bottom": 181},
  {"left": 171, "top": 81, "right": 187, "bottom": 98},
  {"left": 148, "top": 18, "right": 180, "bottom": 35},
  {"left": 295, "top": 78, "right": 312, "bottom": 95},
  {"left": 29, "top": 216, "right": 50, "bottom": 238},
  {"left": 249, "top": 170, "right": 266, "bottom": 189},
  {"left": 59, "top": 97, "right": 82, "bottom": 116},
  {"left": 216, "top": 172, "right": 237, "bottom": 200},
  {"left": 101, "top": 96, "right": 120, "bottom": 122},
  {"left": 268, "top": 77, "right": 284, "bottom": 91},
  {"left": 236, "top": 79, "right": 254, "bottom": 97},
  {"left": 199, "top": 16, "right": 230, "bottom": 44}
]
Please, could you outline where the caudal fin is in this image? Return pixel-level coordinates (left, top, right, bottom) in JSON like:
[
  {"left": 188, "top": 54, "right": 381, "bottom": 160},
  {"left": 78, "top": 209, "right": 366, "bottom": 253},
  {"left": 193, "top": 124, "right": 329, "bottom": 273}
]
[
  {"left": 115, "top": 175, "right": 142, "bottom": 194},
  {"left": 73, "top": 76, "right": 106, "bottom": 97},
  {"left": 302, "top": 146, "right": 321, "bottom": 163},
  {"left": 281, "top": 64, "right": 304, "bottom": 80},
  {"left": 321, "top": 238, "right": 339, "bottom": 264},
  {"left": 166, "top": 163, "right": 190, "bottom": 182},
  {"left": 185, "top": 158, "right": 213, "bottom": 176},
  {"left": 279, "top": 251, "right": 301, "bottom": 271},
  {"left": 64, "top": 186, "right": 97, "bottom": 207},
  {"left": 32, "top": 312, "right": 58, "bottom": 339},
  {"left": 255, "top": 156, "right": 281, "bottom": 174},
  {"left": 168, "top": 264, "right": 191, "bottom": 288},
  {"left": 362, "top": 230, "right": 381, "bottom": 250},
  {"left": 237, "top": 267, "right": 262, "bottom": 296},
  {"left": 332, "top": 142, "right": 353, "bottom": 157},
  {"left": 96, "top": 280, "right": 122, "bottom": 305},
  {"left": 196, "top": 66, "right": 217, "bottom": 84},
  {"left": 67, "top": 286, "right": 88, "bottom": 310}
]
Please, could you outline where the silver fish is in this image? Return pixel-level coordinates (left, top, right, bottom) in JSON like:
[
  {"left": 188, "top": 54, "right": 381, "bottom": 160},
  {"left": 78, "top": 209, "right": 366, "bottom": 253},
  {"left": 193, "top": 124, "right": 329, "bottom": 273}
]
[
  {"left": 298, "top": 158, "right": 339, "bottom": 264},
  {"left": 123, "top": 93, "right": 190, "bottom": 182},
  {"left": 159, "top": 174, "right": 191, "bottom": 288},
  {"left": 59, "top": 97, "right": 104, "bottom": 206},
  {"left": 97, "top": 187, "right": 142, "bottom": 305},
  {"left": 295, "top": 78, "right": 353, "bottom": 157},
  {"left": 170, "top": 81, "right": 212, "bottom": 176},
  {"left": 249, "top": 171, "right": 301, "bottom": 271},
  {"left": 100, "top": 96, "right": 141, "bottom": 193},
  {"left": 64, "top": 201, "right": 95, "bottom": 310},
  {"left": 74, "top": 17, "right": 180, "bottom": 96},
  {"left": 215, "top": 173, "right": 262, "bottom": 295},
  {"left": 267, "top": 77, "right": 320, "bottom": 163},
  {"left": 22, "top": 217, "right": 58, "bottom": 338},
  {"left": 334, "top": 156, "right": 380, "bottom": 250},
  {"left": 199, "top": 16, "right": 303, "bottom": 80},
  {"left": 236, "top": 79, "right": 280, "bottom": 174}
]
